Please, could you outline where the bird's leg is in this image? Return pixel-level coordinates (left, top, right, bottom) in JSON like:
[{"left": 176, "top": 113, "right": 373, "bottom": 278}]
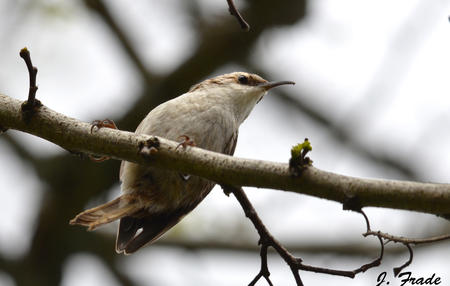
[
  {"left": 175, "top": 135, "right": 196, "bottom": 181},
  {"left": 176, "top": 135, "right": 196, "bottom": 150},
  {"left": 89, "top": 119, "right": 118, "bottom": 162}
]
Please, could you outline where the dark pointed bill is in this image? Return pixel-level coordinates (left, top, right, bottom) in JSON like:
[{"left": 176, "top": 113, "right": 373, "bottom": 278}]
[{"left": 259, "top": 80, "right": 295, "bottom": 90}]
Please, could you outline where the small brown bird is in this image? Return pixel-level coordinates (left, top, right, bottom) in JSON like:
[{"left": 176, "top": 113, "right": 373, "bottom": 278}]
[{"left": 70, "top": 72, "right": 294, "bottom": 254}]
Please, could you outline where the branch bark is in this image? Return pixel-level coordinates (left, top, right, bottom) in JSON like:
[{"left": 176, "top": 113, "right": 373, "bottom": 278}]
[{"left": 1, "top": 93, "right": 449, "bottom": 217}]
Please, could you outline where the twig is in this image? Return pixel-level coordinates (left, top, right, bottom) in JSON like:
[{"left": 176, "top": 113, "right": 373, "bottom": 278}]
[
  {"left": 222, "top": 185, "right": 391, "bottom": 285},
  {"left": 365, "top": 229, "right": 450, "bottom": 276},
  {"left": 226, "top": 0, "right": 250, "bottom": 31},
  {"left": 222, "top": 184, "right": 304, "bottom": 285},
  {"left": 19, "top": 47, "right": 41, "bottom": 114},
  {"left": 223, "top": 185, "right": 450, "bottom": 284},
  {"left": 249, "top": 243, "right": 273, "bottom": 286},
  {"left": 358, "top": 208, "right": 450, "bottom": 276},
  {"left": 352, "top": 236, "right": 384, "bottom": 274},
  {"left": 363, "top": 230, "right": 450, "bottom": 245},
  {"left": 393, "top": 244, "right": 413, "bottom": 276}
]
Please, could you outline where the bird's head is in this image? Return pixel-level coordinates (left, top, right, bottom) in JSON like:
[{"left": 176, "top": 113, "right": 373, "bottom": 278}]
[{"left": 189, "top": 72, "right": 295, "bottom": 124}]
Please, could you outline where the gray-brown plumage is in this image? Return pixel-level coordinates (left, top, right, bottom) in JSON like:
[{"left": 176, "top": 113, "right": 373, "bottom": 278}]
[{"left": 70, "top": 72, "right": 294, "bottom": 254}]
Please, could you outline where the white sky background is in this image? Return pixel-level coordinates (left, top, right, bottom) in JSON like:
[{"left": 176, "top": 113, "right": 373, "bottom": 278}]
[{"left": 0, "top": 0, "right": 450, "bottom": 285}]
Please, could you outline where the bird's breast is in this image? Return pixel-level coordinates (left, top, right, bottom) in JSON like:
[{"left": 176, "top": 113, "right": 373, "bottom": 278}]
[{"left": 120, "top": 97, "right": 237, "bottom": 211}]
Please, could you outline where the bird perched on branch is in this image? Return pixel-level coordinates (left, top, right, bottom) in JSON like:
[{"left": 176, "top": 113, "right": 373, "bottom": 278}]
[{"left": 70, "top": 72, "right": 295, "bottom": 254}]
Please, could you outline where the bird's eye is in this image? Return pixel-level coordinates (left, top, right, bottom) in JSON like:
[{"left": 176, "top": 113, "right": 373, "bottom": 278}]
[{"left": 238, "top": 75, "right": 249, "bottom": 85}]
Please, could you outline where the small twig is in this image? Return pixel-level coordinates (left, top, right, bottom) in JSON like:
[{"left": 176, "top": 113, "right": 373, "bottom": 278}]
[
  {"left": 344, "top": 198, "right": 448, "bottom": 275},
  {"left": 226, "top": 0, "right": 250, "bottom": 31},
  {"left": 249, "top": 243, "right": 273, "bottom": 286},
  {"left": 342, "top": 195, "right": 370, "bottom": 229},
  {"left": 360, "top": 211, "right": 371, "bottom": 232},
  {"left": 393, "top": 244, "right": 413, "bottom": 276},
  {"left": 358, "top": 208, "right": 450, "bottom": 276},
  {"left": 19, "top": 47, "right": 41, "bottom": 114},
  {"left": 354, "top": 236, "right": 384, "bottom": 274},
  {"left": 364, "top": 230, "right": 450, "bottom": 245},
  {"left": 298, "top": 234, "right": 383, "bottom": 277},
  {"left": 222, "top": 184, "right": 303, "bottom": 285}
]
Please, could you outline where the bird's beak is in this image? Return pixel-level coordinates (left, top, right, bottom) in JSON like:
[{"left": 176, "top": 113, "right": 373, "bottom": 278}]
[{"left": 259, "top": 80, "right": 295, "bottom": 90}]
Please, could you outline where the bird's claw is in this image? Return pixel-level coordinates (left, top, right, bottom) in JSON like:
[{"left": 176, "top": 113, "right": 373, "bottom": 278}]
[
  {"left": 176, "top": 135, "right": 196, "bottom": 150},
  {"left": 89, "top": 118, "right": 118, "bottom": 162},
  {"left": 90, "top": 119, "right": 118, "bottom": 133},
  {"left": 89, "top": 155, "right": 111, "bottom": 162}
]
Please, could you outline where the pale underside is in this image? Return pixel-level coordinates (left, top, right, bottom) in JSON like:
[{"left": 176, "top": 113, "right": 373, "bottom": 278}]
[{"left": 115, "top": 90, "right": 239, "bottom": 253}]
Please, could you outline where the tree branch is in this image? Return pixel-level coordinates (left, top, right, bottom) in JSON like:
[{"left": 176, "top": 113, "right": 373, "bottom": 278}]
[
  {"left": 1, "top": 93, "right": 450, "bottom": 216},
  {"left": 222, "top": 185, "right": 388, "bottom": 285},
  {"left": 226, "top": 0, "right": 250, "bottom": 31},
  {"left": 19, "top": 47, "right": 42, "bottom": 117}
]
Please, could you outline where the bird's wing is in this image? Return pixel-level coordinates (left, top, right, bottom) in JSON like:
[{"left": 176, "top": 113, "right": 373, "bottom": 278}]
[
  {"left": 116, "top": 208, "right": 189, "bottom": 254},
  {"left": 115, "top": 130, "right": 238, "bottom": 254},
  {"left": 224, "top": 130, "right": 238, "bottom": 156},
  {"left": 116, "top": 179, "right": 215, "bottom": 254}
]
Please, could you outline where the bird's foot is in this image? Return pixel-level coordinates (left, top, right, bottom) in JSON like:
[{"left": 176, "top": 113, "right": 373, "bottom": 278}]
[
  {"left": 89, "top": 118, "right": 118, "bottom": 162},
  {"left": 176, "top": 135, "right": 196, "bottom": 150},
  {"left": 175, "top": 135, "right": 195, "bottom": 180},
  {"left": 90, "top": 119, "right": 118, "bottom": 133}
]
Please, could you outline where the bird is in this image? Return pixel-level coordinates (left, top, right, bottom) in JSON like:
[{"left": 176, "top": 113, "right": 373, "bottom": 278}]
[{"left": 70, "top": 72, "right": 295, "bottom": 254}]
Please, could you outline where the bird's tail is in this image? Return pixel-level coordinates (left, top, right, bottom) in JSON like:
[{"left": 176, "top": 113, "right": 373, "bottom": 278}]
[{"left": 70, "top": 195, "right": 137, "bottom": 231}]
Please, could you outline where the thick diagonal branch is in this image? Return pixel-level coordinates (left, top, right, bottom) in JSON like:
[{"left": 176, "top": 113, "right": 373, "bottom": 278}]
[{"left": 1, "top": 93, "right": 450, "bottom": 216}]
